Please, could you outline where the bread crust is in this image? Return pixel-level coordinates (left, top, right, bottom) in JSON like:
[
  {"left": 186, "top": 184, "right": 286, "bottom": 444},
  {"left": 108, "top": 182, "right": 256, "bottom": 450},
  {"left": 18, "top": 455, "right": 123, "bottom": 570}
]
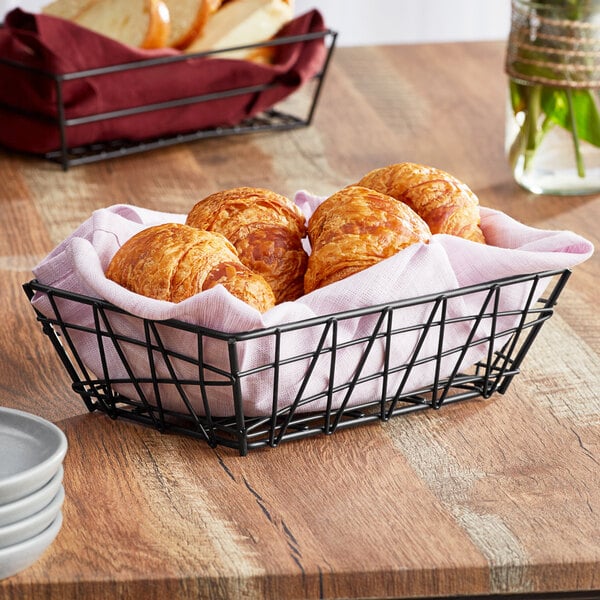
[
  {"left": 143, "top": 0, "right": 171, "bottom": 49},
  {"left": 304, "top": 185, "right": 432, "bottom": 293},
  {"left": 72, "top": 0, "right": 171, "bottom": 49},
  {"left": 183, "top": 0, "right": 293, "bottom": 61},
  {"left": 358, "top": 162, "right": 486, "bottom": 244},
  {"left": 106, "top": 222, "right": 275, "bottom": 312},
  {"left": 164, "top": 0, "right": 223, "bottom": 49},
  {"left": 186, "top": 187, "right": 307, "bottom": 303}
]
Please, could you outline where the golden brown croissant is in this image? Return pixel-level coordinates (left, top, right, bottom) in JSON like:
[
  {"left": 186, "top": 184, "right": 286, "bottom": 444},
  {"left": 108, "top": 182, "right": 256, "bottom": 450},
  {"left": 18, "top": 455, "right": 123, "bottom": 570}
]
[
  {"left": 357, "top": 162, "right": 486, "bottom": 244},
  {"left": 106, "top": 223, "right": 276, "bottom": 312},
  {"left": 304, "top": 186, "right": 432, "bottom": 293},
  {"left": 186, "top": 187, "right": 308, "bottom": 303}
]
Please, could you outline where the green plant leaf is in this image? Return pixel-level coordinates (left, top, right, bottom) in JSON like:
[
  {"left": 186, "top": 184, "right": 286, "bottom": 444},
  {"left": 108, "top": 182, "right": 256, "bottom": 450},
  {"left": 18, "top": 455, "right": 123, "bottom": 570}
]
[
  {"left": 541, "top": 88, "right": 600, "bottom": 147},
  {"left": 509, "top": 79, "right": 526, "bottom": 114}
]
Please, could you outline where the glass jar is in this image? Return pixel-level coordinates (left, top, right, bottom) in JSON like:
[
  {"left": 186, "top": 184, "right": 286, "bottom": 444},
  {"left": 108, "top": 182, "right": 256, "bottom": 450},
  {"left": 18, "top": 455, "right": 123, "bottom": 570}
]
[{"left": 505, "top": 0, "right": 600, "bottom": 195}]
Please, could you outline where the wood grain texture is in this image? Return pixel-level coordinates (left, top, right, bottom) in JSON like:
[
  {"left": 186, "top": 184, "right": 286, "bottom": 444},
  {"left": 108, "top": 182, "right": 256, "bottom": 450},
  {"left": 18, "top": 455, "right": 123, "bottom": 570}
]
[{"left": 0, "top": 41, "right": 599, "bottom": 599}]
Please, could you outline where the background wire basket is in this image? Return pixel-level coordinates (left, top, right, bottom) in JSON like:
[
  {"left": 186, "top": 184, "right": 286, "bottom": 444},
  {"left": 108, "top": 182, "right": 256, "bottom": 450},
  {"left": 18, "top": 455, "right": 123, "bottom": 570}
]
[
  {"left": 0, "top": 27, "right": 336, "bottom": 170},
  {"left": 24, "top": 268, "right": 571, "bottom": 455}
]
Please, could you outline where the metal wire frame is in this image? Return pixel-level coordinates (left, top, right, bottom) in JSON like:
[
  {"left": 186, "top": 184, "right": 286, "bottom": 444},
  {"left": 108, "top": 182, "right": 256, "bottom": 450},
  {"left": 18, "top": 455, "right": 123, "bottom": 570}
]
[
  {"left": 0, "top": 28, "right": 337, "bottom": 170},
  {"left": 24, "top": 269, "right": 571, "bottom": 455}
]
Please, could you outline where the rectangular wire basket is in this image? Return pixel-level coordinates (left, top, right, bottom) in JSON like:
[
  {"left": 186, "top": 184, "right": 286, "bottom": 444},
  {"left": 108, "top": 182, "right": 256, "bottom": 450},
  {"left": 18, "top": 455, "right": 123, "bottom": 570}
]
[
  {"left": 0, "top": 27, "right": 336, "bottom": 170},
  {"left": 24, "top": 268, "right": 571, "bottom": 455}
]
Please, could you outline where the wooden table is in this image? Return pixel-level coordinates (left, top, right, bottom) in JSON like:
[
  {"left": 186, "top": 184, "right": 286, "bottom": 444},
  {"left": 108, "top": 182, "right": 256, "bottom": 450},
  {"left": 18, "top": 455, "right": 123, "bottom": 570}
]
[{"left": 1, "top": 40, "right": 599, "bottom": 599}]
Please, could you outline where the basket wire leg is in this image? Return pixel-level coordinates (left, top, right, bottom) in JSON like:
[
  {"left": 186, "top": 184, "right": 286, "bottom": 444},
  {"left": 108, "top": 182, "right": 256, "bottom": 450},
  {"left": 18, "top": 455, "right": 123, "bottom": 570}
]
[
  {"left": 497, "top": 270, "right": 571, "bottom": 394},
  {"left": 268, "top": 330, "right": 283, "bottom": 448},
  {"left": 195, "top": 332, "right": 218, "bottom": 446},
  {"left": 433, "top": 286, "right": 501, "bottom": 407},
  {"left": 479, "top": 287, "right": 501, "bottom": 396},
  {"left": 42, "top": 290, "right": 108, "bottom": 413},
  {"left": 322, "top": 321, "right": 339, "bottom": 434},
  {"left": 304, "top": 30, "right": 337, "bottom": 125},
  {"left": 329, "top": 308, "right": 392, "bottom": 432},
  {"left": 274, "top": 319, "right": 336, "bottom": 447},
  {"left": 93, "top": 306, "right": 169, "bottom": 424},
  {"left": 227, "top": 339, "right": 249, "bottom": 456},
  {"left": 25, "top": 296, "right": 96, "bottom": 412},
  {"left": 144, "top": 320, "right": 216, "bottom": 447},
  {"left": 385, "top": 296, "right": 445, "bottom": 419},
  {"left": 54, "top": 76, "right": 70, "bottom": 171}
]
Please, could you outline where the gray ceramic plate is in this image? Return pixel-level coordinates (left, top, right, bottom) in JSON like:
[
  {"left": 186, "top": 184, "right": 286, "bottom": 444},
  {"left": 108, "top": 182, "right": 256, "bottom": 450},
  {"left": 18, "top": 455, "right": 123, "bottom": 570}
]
[
  {"left": 0, "top": 485, "right": 64, "bottom": 549},
  {"left": 0, "top": 465, "right": 63, "bottom": 527},
  {"left": 0, "top": 511, "right": 63, "bottom": 580},
  {"left": 0, "top": 408, "right": 67, "bottom": 505}
]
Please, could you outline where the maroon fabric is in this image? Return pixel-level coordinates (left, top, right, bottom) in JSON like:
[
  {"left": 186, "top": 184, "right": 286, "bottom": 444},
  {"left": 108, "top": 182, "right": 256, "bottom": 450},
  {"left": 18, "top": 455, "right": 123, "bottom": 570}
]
[{"left": 0, "top": 8, "right": 327, "bottom": 154}]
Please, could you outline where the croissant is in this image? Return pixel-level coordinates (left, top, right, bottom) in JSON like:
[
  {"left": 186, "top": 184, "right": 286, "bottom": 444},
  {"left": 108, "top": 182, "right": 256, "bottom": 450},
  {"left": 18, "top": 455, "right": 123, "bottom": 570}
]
[
  {"left": 186, "top": 187, "right": 308, "bottom": 303},
  {"left": 357, "top": 162, "right": 486, "bottom": 243},
  {"left": 106, "top": 223, "right": 276, "bottom": 312},
  {"left": 304, "top": 186, "right": 432, "bottom": 293}
]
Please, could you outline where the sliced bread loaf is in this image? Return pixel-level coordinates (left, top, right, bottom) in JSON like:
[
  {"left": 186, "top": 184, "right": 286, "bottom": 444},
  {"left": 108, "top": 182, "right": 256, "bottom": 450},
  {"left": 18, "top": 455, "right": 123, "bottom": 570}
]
[
  {"left": 184, "top": 0, "right": 293, "bottom": 60},
  {"left": 162, "top": 0, "right": 222, "bottom": 49},
  {"left": 42, "top": 0, "right": 98, "bottom": 20},
  {"left": 73, "top": 0, "right": 171, "bottom": 49}
]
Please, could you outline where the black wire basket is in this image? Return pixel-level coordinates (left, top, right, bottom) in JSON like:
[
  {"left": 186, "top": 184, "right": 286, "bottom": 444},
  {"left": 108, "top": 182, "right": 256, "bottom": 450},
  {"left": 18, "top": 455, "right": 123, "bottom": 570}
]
[
  {"left": 0, "top": 26, "right": 336, "bottom": 170},
  {"left": 24, "top": 268, "right": 571, "bottom": 455}
]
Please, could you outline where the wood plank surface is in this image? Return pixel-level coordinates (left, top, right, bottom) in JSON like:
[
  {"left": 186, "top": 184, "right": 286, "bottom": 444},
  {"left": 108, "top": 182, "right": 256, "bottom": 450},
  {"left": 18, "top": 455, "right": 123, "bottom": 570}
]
[{"left": 0, "top": 40, "right": 599, "bottom": 599}]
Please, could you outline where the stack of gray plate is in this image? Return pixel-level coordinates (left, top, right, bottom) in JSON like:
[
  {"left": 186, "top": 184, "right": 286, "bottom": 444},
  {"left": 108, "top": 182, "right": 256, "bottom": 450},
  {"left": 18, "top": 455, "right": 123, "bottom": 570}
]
[{"left": 0, "top": 407, "right": 67, "bottom": 580}]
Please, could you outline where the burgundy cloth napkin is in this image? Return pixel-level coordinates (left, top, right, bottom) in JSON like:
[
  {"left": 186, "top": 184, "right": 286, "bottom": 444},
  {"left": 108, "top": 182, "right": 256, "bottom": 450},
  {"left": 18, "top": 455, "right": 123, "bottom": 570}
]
[
  {"left": 0, "top": 8, "right": 327, "bottom": 154},
  {"left": 29, "top": 194, "right": 594, "bottom": 417}
]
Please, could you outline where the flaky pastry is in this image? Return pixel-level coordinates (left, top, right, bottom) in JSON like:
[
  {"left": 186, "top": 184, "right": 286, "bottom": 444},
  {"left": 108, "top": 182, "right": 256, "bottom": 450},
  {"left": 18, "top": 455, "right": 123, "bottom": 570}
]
[
  {"left": 186, "top": 187, "right": 308, "bottom": 303},
  {"left": 358, "top": 162, "right": 486, "bottom": 244},
  {"left": 106, "top": 222, "right": 275, "bottom": 312},
  {"left": 304, "top": 185, "right": 432, "bottom": 293}
]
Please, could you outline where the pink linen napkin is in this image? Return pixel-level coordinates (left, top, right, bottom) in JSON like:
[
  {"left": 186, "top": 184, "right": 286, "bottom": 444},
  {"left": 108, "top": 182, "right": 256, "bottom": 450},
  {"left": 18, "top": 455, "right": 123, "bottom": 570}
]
[{"left": 30, "top": 194, "right": 594, "bottom": 417}]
